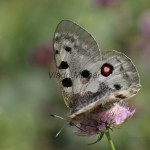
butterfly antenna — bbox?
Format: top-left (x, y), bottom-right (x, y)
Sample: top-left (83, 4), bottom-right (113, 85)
top-left (51, 114), bottom-right (66, 120)
top-left (51, 115), bottom-right (88, 135)
top-left (55, 124), bottom-right (67, 138)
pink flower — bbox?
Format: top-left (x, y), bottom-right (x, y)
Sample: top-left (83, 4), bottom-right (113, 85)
top-left (74, 102), bottom-right (135, 137)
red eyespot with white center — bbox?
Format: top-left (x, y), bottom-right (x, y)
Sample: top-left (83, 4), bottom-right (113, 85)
top-left (101, 63), bottom-right (114, 77)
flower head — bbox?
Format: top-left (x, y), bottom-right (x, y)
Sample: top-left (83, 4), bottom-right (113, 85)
top-left (74, 102), bottom-right (135, 137)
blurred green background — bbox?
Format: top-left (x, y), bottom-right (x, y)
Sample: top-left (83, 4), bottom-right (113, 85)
top-left (0, 0), bottom-right (149, 150)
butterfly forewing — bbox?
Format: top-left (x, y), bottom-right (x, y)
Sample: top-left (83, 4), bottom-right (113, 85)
top-left (53, 20), bottom-right (102, 108)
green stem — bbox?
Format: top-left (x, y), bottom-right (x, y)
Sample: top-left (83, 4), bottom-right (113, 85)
top-left (105, 130), bottom-right (116, 150)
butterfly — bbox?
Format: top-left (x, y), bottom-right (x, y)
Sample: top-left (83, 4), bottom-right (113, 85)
top-left (53, 20), bottom-right (141, 126)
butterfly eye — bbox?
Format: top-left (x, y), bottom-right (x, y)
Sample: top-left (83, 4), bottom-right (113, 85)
top-left (101, 63), bottom-right (114, 77)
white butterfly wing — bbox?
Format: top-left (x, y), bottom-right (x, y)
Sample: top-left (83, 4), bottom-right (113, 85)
top-left (70, 50), bottom-right (141, 118)
top-left (53, 20), bottom-right (101, 108)
top-left (101, 50), bottom-right (141, 98)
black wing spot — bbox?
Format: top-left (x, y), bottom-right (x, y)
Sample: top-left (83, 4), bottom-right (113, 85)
top-left (59, 61), bottom-right (69, 69)
top-left (65, 46), bottom-right (72, 52)
top-left (55, 50), bottom-right (59, 54)
top-left (114, 84), bottom-right (121, 90)
top-left (62, 78), bottom-right (72, 87)
top-left (81, 70), bottom-right (91, 78)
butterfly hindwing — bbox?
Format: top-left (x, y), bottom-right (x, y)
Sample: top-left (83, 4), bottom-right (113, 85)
top-left (69, 50), bottom-right (141, 118)
top-left (99, 50), bottom-right (141, 100)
